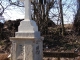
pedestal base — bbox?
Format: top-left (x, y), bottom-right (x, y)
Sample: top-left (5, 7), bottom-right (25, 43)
top-left (10, 37), bottom-right (43, 60)
top-left (10, 19), bottom-right (43, 60)
top-left (18, 20), bottom-right (38, 32)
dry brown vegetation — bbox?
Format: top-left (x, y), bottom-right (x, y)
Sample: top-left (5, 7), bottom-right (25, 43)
top-left (0, 53), bottom-right (9, 60)
top-left (0, 19), bottom-right (79, 52)
top-left (0, 18), bottom-right (80, 60)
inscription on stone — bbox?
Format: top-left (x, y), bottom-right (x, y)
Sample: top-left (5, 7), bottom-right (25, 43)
top-left (17, 44), bottom-right (24, 60)
top-left (36, 45), bottom-right (40, 54)
top-left (13, 42), bottom-right (16, 52)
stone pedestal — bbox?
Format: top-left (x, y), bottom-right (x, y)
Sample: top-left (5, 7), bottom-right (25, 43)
top-left (10, 20), bottom-right (43, 60)
top-left (10, 0), bottom-right (43, 60)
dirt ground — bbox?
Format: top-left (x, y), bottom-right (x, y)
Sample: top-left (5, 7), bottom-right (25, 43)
top-left (0, 53), bottom-right (80, 60)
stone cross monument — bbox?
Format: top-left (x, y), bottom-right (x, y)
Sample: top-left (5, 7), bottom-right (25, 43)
top-left (10, 0), bottom-right (43, 60)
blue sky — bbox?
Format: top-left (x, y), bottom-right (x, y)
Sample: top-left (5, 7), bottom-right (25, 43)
top-left (2, 0), bottom-right (77, 24)
top-left (2, 0), bottom-right (24, 20)
top-left (63, 0), bottom-right (77, 24)
top-left (49, 0), bottom-right (77, 24)
top-left (3, 6), bottom-right (24, 20)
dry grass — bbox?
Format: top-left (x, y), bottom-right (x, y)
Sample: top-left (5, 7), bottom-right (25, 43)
top-left (0, 53), bottom-right (9, 60)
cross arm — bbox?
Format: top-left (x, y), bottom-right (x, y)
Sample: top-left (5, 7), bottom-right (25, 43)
top-left (20, 0), bottom-right (34, 2)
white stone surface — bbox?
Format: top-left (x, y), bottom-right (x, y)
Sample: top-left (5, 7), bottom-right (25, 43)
top-left (15, 32), bottom-right (40, 38)
top-left (10, 0), bottom-right (43, 60)
top-left (10, 38), bottom-right (43, 60)
top-left (18, 20), bottom-right (38, 32)
top-left (24, 0), bottom-right (31, 20)
top-left (20, 0), bottom-right (34, 4)
top-left (16, 20), bottom-right (41, 39)
top-left (20, 0), bottom-right (34, 20)
top-left (18, 0), bottom-right (39, 33)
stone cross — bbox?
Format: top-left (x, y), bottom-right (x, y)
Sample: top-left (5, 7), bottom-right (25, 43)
top-left (20, 0), bottom-right (33, 20)
top-left (10, 0), bottom-right (43, 60)
top-left (24, 0), bottom-right (31, 20)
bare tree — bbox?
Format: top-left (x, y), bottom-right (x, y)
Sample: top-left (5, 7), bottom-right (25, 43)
top-left (0, 0), bottom-right (24, 17)
top-left (8, 0), bottom-right (24, 7)
top-left (59, 0), bottom-right (65, 36)
top-left (0, 0), bottom-right (10, 16)
top-left (31, 0), bottom-right (54, 35)
top-left (73, 0), bottom-right (80, 34)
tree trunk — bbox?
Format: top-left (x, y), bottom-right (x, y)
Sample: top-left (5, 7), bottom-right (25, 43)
top-left (59, 0), bottom-right (65, 36)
